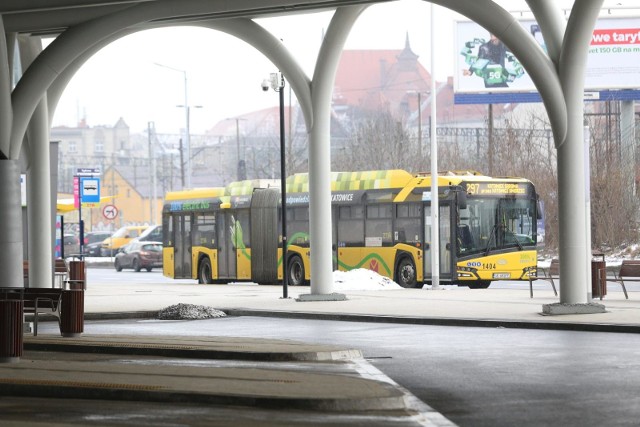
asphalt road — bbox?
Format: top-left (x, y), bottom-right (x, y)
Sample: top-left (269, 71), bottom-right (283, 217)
top-left (38, 265), bottom-right (640, 427)
top-left (43, 316), bottom-right (640, 427)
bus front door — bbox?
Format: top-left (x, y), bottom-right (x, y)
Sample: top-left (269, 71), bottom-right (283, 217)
top-left (173, 214), bottom-right (192, 279)
top-left (217, 212), bottom-right (237, 280)
top-left (424, 202), bottom-right (455, 282)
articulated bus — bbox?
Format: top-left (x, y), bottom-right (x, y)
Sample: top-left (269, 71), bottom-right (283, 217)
top-left (162, 170), bottom-right (540, 288)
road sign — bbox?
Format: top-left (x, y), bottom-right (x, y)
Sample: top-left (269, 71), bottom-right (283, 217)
top-left (80, 177), bottom-right (100, 204)
top-left (102, 204), bottom-right (118, 220)
top-left (76, 167), bottom-right (101, 176)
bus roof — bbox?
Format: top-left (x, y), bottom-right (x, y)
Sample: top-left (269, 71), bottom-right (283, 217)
top-left (287, 169), bottom-right (414, 193)
top-left (165, 187), bottom-right (226, 201)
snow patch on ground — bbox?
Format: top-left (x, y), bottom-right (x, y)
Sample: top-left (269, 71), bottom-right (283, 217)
top-left (157, 303), bottom-right (227, 320)
top-left (332, 269), bottom-right (403, 290)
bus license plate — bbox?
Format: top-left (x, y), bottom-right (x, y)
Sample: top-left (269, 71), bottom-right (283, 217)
top-left (493, 273), bottom-right (510, 279)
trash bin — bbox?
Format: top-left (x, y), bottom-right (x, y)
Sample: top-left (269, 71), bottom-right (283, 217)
top-left (592, 251), bottom-right (606, 299)
top-left (0, 297), bottom-right (23, 363)
top-left (60, 289), bottom-right (84, 337)
top-left (67, 260), bottom-right (86, 290)
top-left (60, 260), bottom-right (85, 337)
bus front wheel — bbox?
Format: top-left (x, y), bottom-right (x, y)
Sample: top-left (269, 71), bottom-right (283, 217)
top-left (198, 258), bottom-right (214, 284)
top-left (396, 257), bottom-right (418, 288)
top-left (288, 255), bottom-right (306, 286)
top-left (467, 280), bottom-right (491, 289)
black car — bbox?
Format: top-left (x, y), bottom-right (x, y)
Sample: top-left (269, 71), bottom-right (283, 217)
top-left (114, 241), bottom-right (163, 272)
top-left (62, 234), bottom-right (80, 257)
top-left (83, 231), bottom-right (113, 257)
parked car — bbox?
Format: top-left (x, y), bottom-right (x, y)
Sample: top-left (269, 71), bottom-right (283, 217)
top-left (83, 231), bottom-right (113, 257)
top-left (100, 225), bottom-right (148, 257)
top-left (114, 241), bottom-right (163, 272)
top-left (136, 224), bottom-right (162, 243)
top-left (62, 234), bottom-right (80, 257)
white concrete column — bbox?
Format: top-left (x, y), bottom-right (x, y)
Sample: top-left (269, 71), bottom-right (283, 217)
top-left (556, 0), bottom-right (603, 305)
top-left (0, 18), bottom-right (11, 157)
top-left (0, 160), bottom-right (24, 287)
top-left (620, 101), bottom-right (635, 208)
top-left (0, 19), bottom-right (23, 288)
top-left (20, 36), bottom-right (53, 288)
top-left (299, 6), bottom-right (366, 300)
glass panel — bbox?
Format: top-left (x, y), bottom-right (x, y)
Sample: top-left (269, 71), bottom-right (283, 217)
top-left (440, 205), bottom-right (451, 276)
top-left (395, 203), bottom-right (422, 244)
top-left (162, 214), bottom-right (172, 246)
top-left (366, 204), bottom-right (392, 244)
top-left (424, 205), bottom-right (432, 278)
top-left (194, 214), bottom-right (216, 248)
top-left (237, 210), bottom-right (251, 248)
top-left (458, 197), bottom-right (536, 256)
top-left (338, 206), bottom-right (364, 245)
top-left (289, 208), bottom-right (310, 245)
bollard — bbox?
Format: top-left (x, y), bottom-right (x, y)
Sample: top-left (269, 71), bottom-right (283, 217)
top-left (0, 299), bottom-right (23, 363)
top-left (60, 260), bottom-right (85, 337)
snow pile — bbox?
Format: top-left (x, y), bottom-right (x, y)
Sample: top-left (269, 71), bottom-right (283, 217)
top-left (157, 303), bottom-right (227, 320)
top-left (332, 268), bottom-right (403, 290)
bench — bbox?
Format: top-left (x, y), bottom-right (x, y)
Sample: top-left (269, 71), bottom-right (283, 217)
top-left (24, 259), bottom-right (69, 288)
top-left (608, 260), bottom-right (635, 300)
top-left (0, 288), bottom-right (63, 336)
top-left (527, 259), bottom-right (559, 298)
top-left (54, 258), bottom-right (69, 288)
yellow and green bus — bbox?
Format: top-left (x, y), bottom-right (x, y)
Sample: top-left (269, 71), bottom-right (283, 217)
top-left (162, 170), bottom-right (540, 289)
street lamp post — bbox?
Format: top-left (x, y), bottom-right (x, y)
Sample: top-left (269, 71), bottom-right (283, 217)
top-left (407, 90), bottom-right (428, 158)
top-left (154, 62), bottom-right (199, 189)
top-left (263, 72), bottom-right (288, 299)
top-left (175, 104), bottom-right (202, 188)
top-left (226, 118), bottom-right (247, 180)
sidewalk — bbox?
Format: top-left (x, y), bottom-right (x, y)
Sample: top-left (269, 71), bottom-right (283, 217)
top-left (84, 280), bottom-right (640, 332)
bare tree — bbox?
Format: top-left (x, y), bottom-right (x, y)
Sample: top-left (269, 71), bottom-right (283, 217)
top-left (333, 110), bottom-right (421, 172)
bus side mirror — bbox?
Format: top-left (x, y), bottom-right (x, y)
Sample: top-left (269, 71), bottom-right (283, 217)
top-left (458, 190), bottom-right (467, 210)
top-left (536, 199), bottom-right (543, 220)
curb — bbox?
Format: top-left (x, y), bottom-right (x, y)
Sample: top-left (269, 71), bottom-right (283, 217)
top-left (224, 309), bottom-right (640, 333)
top-left (24, 335), bottom-right (363, 362)
top-left (0, 358), bottom-right (406, 412)
top-left (33, 308), bottom-right (640, 334)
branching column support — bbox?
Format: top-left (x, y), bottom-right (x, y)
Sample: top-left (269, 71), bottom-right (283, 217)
top-left (0, 16), bottom-right (23, 288)
top-left (430, 0), bottom-right (604, 310)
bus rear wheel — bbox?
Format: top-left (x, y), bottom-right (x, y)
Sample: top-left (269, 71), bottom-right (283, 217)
top-left (198, 258), bottom-right (214, 284)
top-left (396, 257), bottom-right (418, 288)
top-left (288, 255), bottom-right (306, 286)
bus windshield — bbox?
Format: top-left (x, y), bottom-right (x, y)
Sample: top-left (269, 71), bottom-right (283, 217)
top-left (458, 196), bottom-right (536, 256)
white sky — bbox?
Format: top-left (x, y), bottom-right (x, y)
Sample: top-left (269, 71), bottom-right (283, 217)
top-left (49, 0), bottom-right (637, 135)
top-left (51, 0), bottom-right (460, 134)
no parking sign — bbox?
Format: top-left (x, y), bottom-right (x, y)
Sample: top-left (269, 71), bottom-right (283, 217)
top-left (102, 204), bottom-right (118, 220)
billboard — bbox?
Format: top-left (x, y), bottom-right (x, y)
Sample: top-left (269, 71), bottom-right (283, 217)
top-left (454, 17), bottom-right (640, 94)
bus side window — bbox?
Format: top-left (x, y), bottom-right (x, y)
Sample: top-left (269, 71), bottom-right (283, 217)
top-left (338, 206), bottom-right (364, 246)
top-left (162, 214), bottom-right (173, 246)
top-left (366, 204), bottom-right (392, 244)
top-left (394, 203), bottom-right (422, 244)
